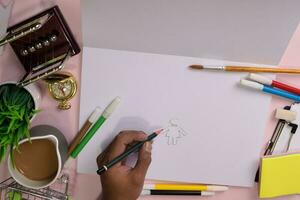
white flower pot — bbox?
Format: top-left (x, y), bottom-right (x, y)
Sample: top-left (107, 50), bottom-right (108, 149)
top-left (0, 82), bottom-right (41, 120)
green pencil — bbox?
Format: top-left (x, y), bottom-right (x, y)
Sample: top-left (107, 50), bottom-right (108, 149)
top-left (70, 97), bottom-right (121, 158)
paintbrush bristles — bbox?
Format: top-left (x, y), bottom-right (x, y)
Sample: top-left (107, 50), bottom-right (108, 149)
top-left (189, 65), bottom-right (204, 70)
top-left (189, 65), bottom-right (225, 70)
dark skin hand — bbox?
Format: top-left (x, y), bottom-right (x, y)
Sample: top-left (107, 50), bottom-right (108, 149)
top-left (97, 131), bottom-right (152, 200)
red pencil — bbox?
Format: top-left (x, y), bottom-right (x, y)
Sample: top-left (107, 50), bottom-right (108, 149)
top-left (248, 73), bottom-right (300, 95)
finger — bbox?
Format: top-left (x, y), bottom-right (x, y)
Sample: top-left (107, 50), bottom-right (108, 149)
top-left (97, 132), bottom-right (145, 169)
top-left (97, 151), bottom-right (109, 167)
top-left (96, 141), bottom-right (114, 167)
top-left (120, 144), bottom-right (134, 166)
top-left (131, 142), bottom-right (152, 179)
top-left (121, 158), bottom-right (127, 166)
top-left (108, 131), bottom-right (147, 160)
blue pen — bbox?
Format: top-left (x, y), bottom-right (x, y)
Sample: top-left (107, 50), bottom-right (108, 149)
top-left (240, 79), bottom-right (300, 102)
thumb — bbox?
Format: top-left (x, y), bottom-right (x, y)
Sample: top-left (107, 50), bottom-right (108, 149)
top-left (132, 142), bottom-right (152, 177)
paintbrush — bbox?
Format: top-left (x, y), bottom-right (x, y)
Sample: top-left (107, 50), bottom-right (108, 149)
top-left (189, 65), bottom-right (300, 74)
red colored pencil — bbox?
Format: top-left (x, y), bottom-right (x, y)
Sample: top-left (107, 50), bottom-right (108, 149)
top-left (248, 73), bottom-right (300, 95)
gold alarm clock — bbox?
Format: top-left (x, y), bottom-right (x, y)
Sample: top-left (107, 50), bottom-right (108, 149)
top-left (44, 72), bottom-right (77, 110)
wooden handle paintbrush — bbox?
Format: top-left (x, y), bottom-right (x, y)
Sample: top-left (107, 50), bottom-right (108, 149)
top-left (189, 65), bottom-right (300, 74)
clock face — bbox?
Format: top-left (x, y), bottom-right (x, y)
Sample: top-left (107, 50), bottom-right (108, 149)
top-left (49, 79), bottom-right (76, 100)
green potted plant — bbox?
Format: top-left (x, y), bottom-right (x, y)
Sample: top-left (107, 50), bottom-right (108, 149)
top-left (0, 82), bottom-right (41, 162)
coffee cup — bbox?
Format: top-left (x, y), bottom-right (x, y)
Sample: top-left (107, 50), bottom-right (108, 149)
top-left (8, 125), bottom-right (68, 189)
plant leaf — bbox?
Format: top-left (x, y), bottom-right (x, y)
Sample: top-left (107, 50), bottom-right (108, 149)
top-left (0, 84), bottom-right (41, 163)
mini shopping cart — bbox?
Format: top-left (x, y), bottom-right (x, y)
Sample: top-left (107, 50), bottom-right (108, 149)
top-left (0, 175), bottom-right (70, 200)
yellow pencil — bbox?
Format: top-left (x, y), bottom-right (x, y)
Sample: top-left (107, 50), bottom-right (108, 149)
top-left (143, 184), bottom-right (228, 192)
top-left (189, 64), bottom-right (300, 74)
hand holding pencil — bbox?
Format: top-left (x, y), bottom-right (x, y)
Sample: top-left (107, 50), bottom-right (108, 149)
top-left (66, 98), bottom-right (159, 199)
top-left (97, 131), bottom-right (153, 200)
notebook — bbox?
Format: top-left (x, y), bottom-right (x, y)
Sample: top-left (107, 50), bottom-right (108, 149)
top-left (259, 153), bottom-right (300, 198)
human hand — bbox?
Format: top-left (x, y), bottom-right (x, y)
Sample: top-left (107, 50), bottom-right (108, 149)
top-left (97, 131), bottom-right (152, 200)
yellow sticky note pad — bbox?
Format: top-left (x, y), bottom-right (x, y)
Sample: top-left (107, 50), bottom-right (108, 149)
top-left (259, 153), bottom-right (300, 198)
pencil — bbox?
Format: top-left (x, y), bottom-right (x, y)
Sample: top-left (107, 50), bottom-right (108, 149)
top-left (240, 79), bottom-right (300, 102)
top-left (143, 183), bottom-right (228, 191)
top-left (248, 73), bottom-right (300, 95)
top-left (141, 190), bottom-right (215, 196)
top-left (67, 107), bottom-right (102, 156)
top-left (70, 97), bottom-right (121, 159)
top-left (97, 129), bottom-right (163, 175)
top-left (190, 65), bottom-right (300, 74)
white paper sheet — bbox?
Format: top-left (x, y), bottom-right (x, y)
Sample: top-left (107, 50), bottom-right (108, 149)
top-left (79, 47), bottom-right (272, 187)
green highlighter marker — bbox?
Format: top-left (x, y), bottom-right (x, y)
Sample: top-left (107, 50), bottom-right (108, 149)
top-left (70, 97), bottom-right (121, 158)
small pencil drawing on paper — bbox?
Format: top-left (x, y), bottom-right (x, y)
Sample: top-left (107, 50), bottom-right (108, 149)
top-left (163, 119), bottom-right (188, 145)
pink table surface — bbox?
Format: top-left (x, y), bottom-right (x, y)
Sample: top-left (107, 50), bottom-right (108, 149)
top-left (1, 1), bottom-right (300, 200)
